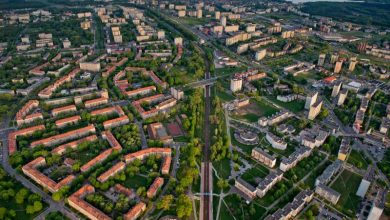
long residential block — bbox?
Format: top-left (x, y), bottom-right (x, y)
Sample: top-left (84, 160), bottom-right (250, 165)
top-left (30, 125), bottom-right (96, 148)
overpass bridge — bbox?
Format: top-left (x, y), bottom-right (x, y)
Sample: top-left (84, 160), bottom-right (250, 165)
top-left (182, 76), bottom-right (217, 90)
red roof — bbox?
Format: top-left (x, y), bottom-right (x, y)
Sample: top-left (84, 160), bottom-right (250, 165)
top-left (323, 76), bottom-right (337, 83)
top-left (8, 125), bottom-right (46, 154)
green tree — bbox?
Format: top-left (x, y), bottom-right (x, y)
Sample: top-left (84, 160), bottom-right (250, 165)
top-left (15, 188), bottom-right (29, 204)
top-left (176, 194), bottom-right (192, 219)
top-left (157, 195), bottom-right (174, 211)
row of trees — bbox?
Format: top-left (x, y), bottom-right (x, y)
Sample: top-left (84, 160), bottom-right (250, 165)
top-left (210, 96), bottom-right (230, 161)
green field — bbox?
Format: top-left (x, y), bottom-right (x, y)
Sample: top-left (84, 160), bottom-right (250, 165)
top-left (221, 194), bottom-right (267, 220)
top-left (213, 158), bottom-right (231, 180)
top-left (123, 174), bottom-right (148, 189)
top-left (241, 165), bottom-right (269, 186)
top-left (267, 96), bottom-right (305, 113)
top-left (347, 149), bottom-right (371, 170)
top-left (330, 170), bottom-right (362, 216)
top-left (216, 90), bottom-right (236, 102)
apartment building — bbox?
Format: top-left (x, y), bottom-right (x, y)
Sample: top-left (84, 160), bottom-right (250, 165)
top-left (16, 100), bottom-right (41, 126)
top-left (68, 184), bottom-right (112, 220)
top-left (315, 184), bottom-right (340, 205)
top-left (22, 157), bottom-right (75, 193)
top-left (265, 133), bottom-right (287, 150)
top-left (308, 100), bottom-right (323, 120)
top-left (51, 105), bottom-right (77, 117)
top-left (8, 125), bottom-right (46, 154)
top-left (84, 97), bottom-right (108, 108)
top-left (235, 178), bottom-right (257, 199)
top-left (256, 171), bottom-right (284, 198)
top-left (356, 166), bottom-right (375, 198)
top-left (258, 110), bottom-right (292, 127)
top-left (90, 105), bottom-right (125, 117)
top-left (147, 177), bottom-right (164, 198)
top-left (367, 189), bottom-right (387, 220)
top-left (98, 162), bottom-right (126, 183)
top-left (103, 115), bottom-right (130, 130)
top-left (337, 89), bottom-right (348, 106)
top-left (301, 128), bottom-right (329, 148)
top-left (51, 135), bottom-right (97, 155)
top-left (337, 138), bottom-right (350, 161)
top-left (124, 202), bottom-right (146, 220)
top-left (161, 156), bottom-right (171, 175)
top-left (265, 190), bottom-right (314, 220)
top-left (280, 147), bottom-right (312, 172)
top-left (124, 148), bottom-right (171, 163)
top-left (126, 86), bottom-right (156, 98)
top-left (30, 125), bottom-right (96, 148)
top-left (315, 160), bottom-right (343, 186)
top-left (251, 148), bottom-right (276, 168)
top-left (38, 68), bottom-right (80, 99)
top-left (226, 32), bottom-right (251, 46)
top-left (55, 115), bottom-right (81, 128)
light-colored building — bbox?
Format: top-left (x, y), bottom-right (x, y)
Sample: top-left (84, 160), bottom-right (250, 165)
top-left (266, 133), bottom-right (287, 150)
top-left (251, 148), bottom-right (276, 168)
top-left (215, 11), bottom-right (221, 20)
top-left (308, 100), bottom-right (322, 120)
top-left (367, 189), bottom-right (387, 220)
top-left (331, 81), bottom-right (342, 97)
top-left (235, 178), bottom-right (257, 199)
top-left (230, 77), bottom-right (243, 92)
top-left (315, 184), bottom-right (340, 205)
top-left (174, 37), bottom-right (183, 46)
top-left (334, 61), bottom-right (343, 73)
top-left (315, 160), bottom-right (343, 186)
top-left (256, 171), bottom-right (283, 198)
top-left (221, 16), bottom-right (227, 27)
top-left (349, 60), bottom-right (357, 72)
top-left (255, 49), bottom-right (267, 61)
top-left (80, 62), bottom-right (101, 72)
top-left (337, 138), bottom-right (350, 161)
top-left (318, 54), bottom-right (326, 66)
top-left (337, 89), bottom-right (348, 106)
top-left (280, 147), bottom-right (312, 172)
top-left (356, 166), bottom-right (375, 198)
top-left (305, 91), bottom-right (318, 110)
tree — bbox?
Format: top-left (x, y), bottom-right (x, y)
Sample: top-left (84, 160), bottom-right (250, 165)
top-left (217, 179), bottom-right (228, 190)
top-left (176, 194), bottom-right (192, 219)
top-left (52, 191), bottom-right (63, 201)
top-left (157, 195), bottom-right (174, 211)
top-left (33, 201), bottom-right (43, 213)
top-left (15, 188), bottom-right (29, 204)
top-left (0, 207), bottom-right (6, 219)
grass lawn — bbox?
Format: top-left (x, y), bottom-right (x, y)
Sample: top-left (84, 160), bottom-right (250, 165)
top-left (213, 196), bottom-right (219, 220)
top-left (216, 90), bottom-right (235, 102)
top-left (347, 149), bottom-right (371, 170)
top-left (240, 165), bottom-right (269, 186)
top-left (219, 201), bottom-right (235, 220)
top-left (253, 98), bottom-right (279, 117)
top-left (232, 98), bottom-right (278, 123)
top-left (223, 194), bottom-right (267, 220)
top-left (330, 170), bottom-right (362, 217)
top-left (213, 158), bottom-right (231, 180)
top-left (267, 96), bottom-right (305, 113)
top-left (123, 174), bottom-right (148, 189)
top-left (215, 66), bottom-right (247, 76)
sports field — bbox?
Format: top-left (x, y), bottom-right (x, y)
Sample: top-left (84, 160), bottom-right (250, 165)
top-left (330, 169), bottom-right (362, 216)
